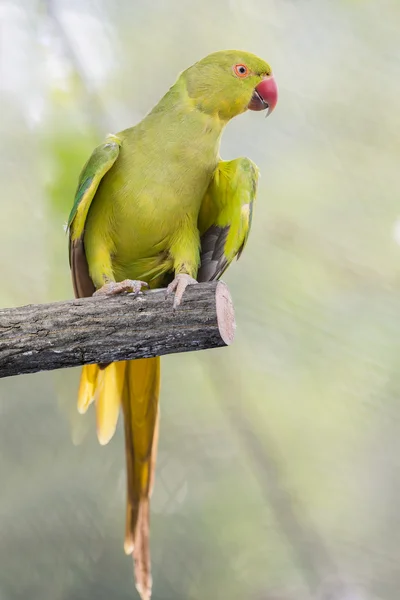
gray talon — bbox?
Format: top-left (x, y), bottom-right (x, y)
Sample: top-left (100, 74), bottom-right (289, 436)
top-left (166, 274), bottom-right (197, 308)
top-left (94, 279), bottom-right (149, 297)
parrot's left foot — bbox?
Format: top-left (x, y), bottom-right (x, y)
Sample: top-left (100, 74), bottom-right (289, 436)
top-left (93, 279), bottom-right (149, 296)
top-left (166, 274), bottom-right (197, 308)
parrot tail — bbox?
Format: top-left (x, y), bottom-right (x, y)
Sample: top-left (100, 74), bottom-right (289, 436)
top-left (77, 356), bottom-right (160, 600)
top-left (122, 357), bottom-right (160, 600)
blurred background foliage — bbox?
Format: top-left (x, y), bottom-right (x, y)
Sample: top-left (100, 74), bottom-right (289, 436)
top-left (1, 1), bottom-right (400, 599)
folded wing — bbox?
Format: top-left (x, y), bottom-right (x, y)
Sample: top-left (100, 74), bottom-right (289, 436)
top-left (197, 157), bottom-right (259, 282)
top-left (68, 134), bottom-right (122, 298)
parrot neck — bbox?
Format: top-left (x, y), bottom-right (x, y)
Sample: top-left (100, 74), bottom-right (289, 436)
top-left (147, 78), bottom-right (227, 144)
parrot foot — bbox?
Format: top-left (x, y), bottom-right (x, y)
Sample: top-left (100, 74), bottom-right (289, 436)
top-left (166, 274), bottom-right (197, 308)
top-left (93, 279), bottom-right (149, 296)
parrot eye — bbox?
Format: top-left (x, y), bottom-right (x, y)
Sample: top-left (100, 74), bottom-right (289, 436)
top-left (233, 64), bottom-right (249, 78)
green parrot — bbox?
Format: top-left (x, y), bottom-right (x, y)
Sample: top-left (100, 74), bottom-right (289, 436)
top-left (68, 49), bottom-right (277, 599)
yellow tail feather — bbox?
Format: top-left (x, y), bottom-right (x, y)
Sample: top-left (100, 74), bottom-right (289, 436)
top-left (96, 361), bottom-right (126, 445)
top-left (76, 356), bottom-right (160, 600)
top-left (122, 357), bottom-right (160, 600)
top-left (77, 363), bottom-right (99, 414)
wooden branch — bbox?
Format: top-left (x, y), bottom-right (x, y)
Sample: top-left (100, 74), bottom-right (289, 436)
top-left (0, 282), bottom-right (235, 379)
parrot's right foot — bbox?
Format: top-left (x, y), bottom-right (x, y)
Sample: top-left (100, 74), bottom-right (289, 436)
top-left (166, 273), bottom-right (197, 308)
top-left (93, 279), bottom-right (148, 296)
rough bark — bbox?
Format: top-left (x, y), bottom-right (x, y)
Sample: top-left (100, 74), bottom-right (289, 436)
top-left (0, 282), bottom-right (235, 379)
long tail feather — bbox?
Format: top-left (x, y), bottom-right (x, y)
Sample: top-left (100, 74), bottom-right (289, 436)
top-left (122, 357), bottom-right (160, 600)
top-left (77, 356), bottom-right (160, 599)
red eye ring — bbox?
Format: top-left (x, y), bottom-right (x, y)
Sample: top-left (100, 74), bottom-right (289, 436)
top-left (233, 63), bottom-right (249, 78)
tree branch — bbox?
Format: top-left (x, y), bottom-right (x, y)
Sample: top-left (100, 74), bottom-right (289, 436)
top-left (0, 282), bottom-right (235, 379)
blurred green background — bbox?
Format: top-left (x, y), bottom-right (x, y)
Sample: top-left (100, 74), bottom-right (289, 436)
top-left (1, 1), bottom-right (400, 599)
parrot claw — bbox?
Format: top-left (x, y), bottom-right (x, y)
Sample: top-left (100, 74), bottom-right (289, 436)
top-left (166, 274), bottom-right (197, 308)
top-left (93, 279), bottom-right (149, 296)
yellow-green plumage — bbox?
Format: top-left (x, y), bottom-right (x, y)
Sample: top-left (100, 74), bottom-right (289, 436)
top-left (84, 91), bottom-right (224, 287)
top-left (68, 49), bottom-right (275, 600)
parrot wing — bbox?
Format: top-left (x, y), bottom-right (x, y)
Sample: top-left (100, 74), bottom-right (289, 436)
top-left (197, 157), bottom-right (258, 282)
top-left (68, 134), bottom-right (122, 297)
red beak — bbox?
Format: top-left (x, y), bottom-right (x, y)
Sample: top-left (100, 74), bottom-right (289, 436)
top-left (248, 75), bottom-right (278, 115)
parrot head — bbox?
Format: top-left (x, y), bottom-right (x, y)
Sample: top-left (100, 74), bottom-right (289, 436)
top-left (182, 50), bottom-right (278, 121)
